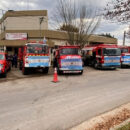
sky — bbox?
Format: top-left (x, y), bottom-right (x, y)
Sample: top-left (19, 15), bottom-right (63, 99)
top-left (0, 0), bottom-right (129, 45)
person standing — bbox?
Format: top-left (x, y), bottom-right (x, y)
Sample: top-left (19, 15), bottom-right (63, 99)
top-left (9, 55), bottom-right (13, 67)
top-left (13, 54), bottom-right (18, 68)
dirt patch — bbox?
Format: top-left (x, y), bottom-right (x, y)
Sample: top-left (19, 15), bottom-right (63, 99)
top-left (70, 103), bottom-right (130, 130)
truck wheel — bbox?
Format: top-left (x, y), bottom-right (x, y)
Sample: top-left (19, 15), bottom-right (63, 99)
top-left (57, 69), bottom-right (62, 75)
top-left (19, 66), bottom-right (22, 70)
top-left (57, 64), bottom-right (62, 75)
top-left (43, 67), bottom-right (49, 74)
top-left (94, 62), bottom-right (98, 69)
top-left (53, 59), bottom-right (58, 68)
top-left (3, 71), bottom-right (7, 78)
top-left (79, 70), bottom-right (83, 75)
top-left (19, 65), bottom-right (22, 70)
top-left (22, 67), bottom-right (28, 75)
top-left (83, 60), bottom-right (88, 66)
top-left (19, 62), bottom-right (22, 70)
top-left (121, 64), bottom-right (124, 68)
top-left (8, 66), bottom-right (11, 71)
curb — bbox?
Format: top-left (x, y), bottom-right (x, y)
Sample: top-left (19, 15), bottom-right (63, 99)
top-left (110, 118), bottom-right (130, 130)
top-left (70, 103), bottom-right (130, 130)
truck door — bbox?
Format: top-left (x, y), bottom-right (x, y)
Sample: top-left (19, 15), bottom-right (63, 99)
top-left (5, 54), bottom-right (8, 70)
top-left (97, 48), bottom-right (102, 63)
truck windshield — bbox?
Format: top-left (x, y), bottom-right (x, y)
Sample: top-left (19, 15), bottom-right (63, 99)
top-left (60, 48), bottom-right (79, 55)
top-left (121, 48), bottom-right (128, 53)
top-left (0, 54), bottom-right (4, 60)
top-left (27, 44), bottom-right (48, 54)
top-left (103, 48), bottom-right (121, 56)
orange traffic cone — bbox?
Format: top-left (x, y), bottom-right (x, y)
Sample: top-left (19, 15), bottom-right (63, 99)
top-left (52, 67), bottom-right (59, 83)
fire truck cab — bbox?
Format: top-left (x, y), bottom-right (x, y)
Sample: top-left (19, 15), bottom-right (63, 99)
top-left (128, 46), bottom-right (130, 53)
top-left (18, 42), bottom-right (50, 75)
top-left (0, 52), bottom-right (11, 77)
top-left (82, 44), bottom-right (121, 69)
top-left (53, 46), bottom-right (83, 74)
top-left (119, 46), bottom-right (130, 67)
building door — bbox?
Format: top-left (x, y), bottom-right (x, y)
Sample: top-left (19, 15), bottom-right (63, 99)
top-left (14, 47), bottom-right (18, 55)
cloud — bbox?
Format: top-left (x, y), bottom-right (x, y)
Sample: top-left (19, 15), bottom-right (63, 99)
top-left (95, 18), bottom-right (129, 45)
top-left (0, 0), bottom-right (129, 45)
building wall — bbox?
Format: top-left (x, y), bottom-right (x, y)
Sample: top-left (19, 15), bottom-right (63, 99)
top-left (3, 16), bottom-right (48, 31)
top-left (0, 22), bottom-right (4, 34)
top-left (51, 39), bottom-right (67, 46)
top-left (28, 38), bottom-right (66, 46)
top-left (0, 46), bottom-right (5, 51)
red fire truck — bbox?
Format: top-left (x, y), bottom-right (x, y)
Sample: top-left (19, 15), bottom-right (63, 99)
top-left (18, 42), bottom-right (50, 75)
top-left (128, 46), bottom-right (130, 53)
top-left (53, 46), bottom-right (83, 74)
top-left (0, 52), bottom-right (11, 77)
top-left (82, 44), bottom-right (121, 69)
top-left (119, 46), bottom-right (130, 67)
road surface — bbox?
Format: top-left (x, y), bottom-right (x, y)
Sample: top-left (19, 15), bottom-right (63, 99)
top-left (0, 67), bottom-right (130, 130)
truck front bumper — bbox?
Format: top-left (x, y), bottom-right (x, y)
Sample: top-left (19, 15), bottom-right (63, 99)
top-left (121, 62), bottom-right (130, 66)
top-left (59, 68), bottom-right (83, 73)
top-left (101, 64), bottom-right (121, 69)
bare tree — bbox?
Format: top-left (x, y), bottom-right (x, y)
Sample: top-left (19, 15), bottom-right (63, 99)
top-left (105, 0), bottom-right (130, 23)
top-left (105, 0), bottom-right (130, 39)
top-left (52, 0), bottom-right (101, 48)
top-left (59, 24), bottom-right (79, 33)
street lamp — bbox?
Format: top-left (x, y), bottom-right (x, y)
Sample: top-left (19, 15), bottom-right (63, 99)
top-left (123, 31), bottom-right (126, 46)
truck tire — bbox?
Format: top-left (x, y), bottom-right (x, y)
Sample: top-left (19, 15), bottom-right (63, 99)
top-left (79, 70), bottom-right (83, 75)
top-left (83, 60), bottom-right (88, 66)
top-left (121, 64), bottom-right (125, 68)
top-left (42, 67), bottom-right (49, 74)
top-left (94, 62), bottom-right (98, 69)
top-left (8, 66), bottom-right (11, 71)
top-left (57, 69), bottom-right (62, 75)
top-left (19, 66), bottom-right (22, 70)
top-left (57, 64), bottom-right (62, 75)
top-left (22, 67), bottom-right (28, 75)
top-left (19, 62), bottom-right (22, 70)
top-left (3, 71), bottom-right (7, 78)
top-left (53, 59), bottom-right (58, 68)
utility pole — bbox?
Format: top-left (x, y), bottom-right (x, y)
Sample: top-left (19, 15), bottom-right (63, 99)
top-left (39, 17), bottom-right (44, 41)
top-left (123, 31), bottom-right (126, 46)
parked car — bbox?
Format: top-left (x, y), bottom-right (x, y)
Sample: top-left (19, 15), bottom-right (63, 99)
top-left (0, 52), bottom-right (11, 77)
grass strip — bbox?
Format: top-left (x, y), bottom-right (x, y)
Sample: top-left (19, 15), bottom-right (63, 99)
top-left (117, 122), bottom-right (130, 130)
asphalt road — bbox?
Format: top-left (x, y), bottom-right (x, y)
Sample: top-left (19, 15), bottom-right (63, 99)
top-left (0, 67), bottom-right (130, 130)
